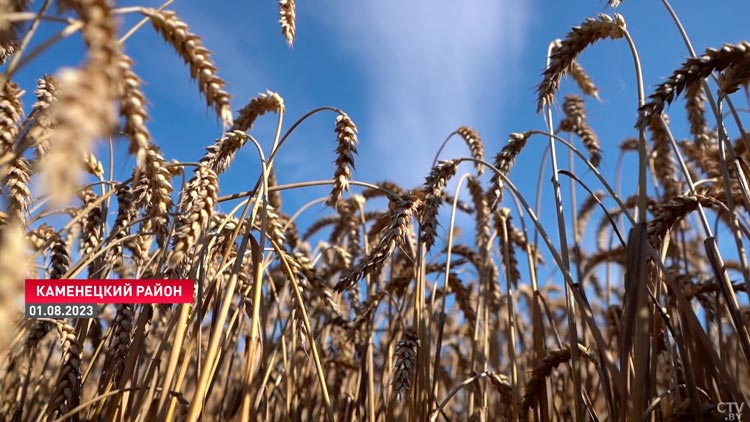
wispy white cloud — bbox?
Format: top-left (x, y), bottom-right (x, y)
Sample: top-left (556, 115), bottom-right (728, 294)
top-left (314, 0), bottom-right (531, 186)
top-left (132, 1), bottom-right (532, 194)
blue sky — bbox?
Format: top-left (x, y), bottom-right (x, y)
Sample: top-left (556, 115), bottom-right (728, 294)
top-left (11, 0), bottom-right (750, 283)
top-left (117, 0), bottom-right (749, 212)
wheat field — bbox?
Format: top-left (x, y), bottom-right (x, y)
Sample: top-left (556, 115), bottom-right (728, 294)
top-left (1, 0), bottom-right (749, 421)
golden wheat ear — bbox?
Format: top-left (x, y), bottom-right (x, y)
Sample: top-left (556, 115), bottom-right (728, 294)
top-left (0, 80), bottom-right (23, 155)
top-left (537, 14), bottom-right (626, 112)
top-left (142, 8), bottom-right (233, 127)
top-left (336, 193), bottom-right (421, 292)
top-left (558, 94), bottom-right (602, 168)
top-left (637, 42), bottom-right (750, 129)
top-left (117, 52), bottom-right (152, 168)
top-left (456, 126), bottom-right (485, 175)
top-left (392, 329), bottom-right (419, 403)
top-left (489, 132), bottom-right (531, 210)
top-left (420, 159), bottom-right (459, 251)
top-left (43, 0), bottom-right (121, 203)
top-left (0, 0), bottom-right (31, 65)
top-left (232, 90), bottom-right (285, 131)
top-left (47, 321), bottom-right (82, 421)
top-left (327, 112), bottom-right (359, 208)
top-left (168, 164), bottom-right (219, 267)
top-left (0, 37), bottom-right (19, 66)
top-left (279, 0), bottom-right (296, 46)
top-left (130, 156), bottom-right (167, 252)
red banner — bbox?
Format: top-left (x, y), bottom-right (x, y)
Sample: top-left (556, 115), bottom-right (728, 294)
top-left (25, 279), bottom-right (194, 304)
